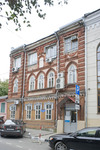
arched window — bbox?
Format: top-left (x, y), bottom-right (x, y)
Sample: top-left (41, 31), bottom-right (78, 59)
top-left (97, 46), bottom-right (100, 112)
top-left (48, 71), bottom-right (55, 88)
top-left (13, 78), bottom-right (18, 93)
top-left (68, 64), bottom-right (77, 84)
top-left (29, 76), bottom-right (35, 91)
top-left (38, 73), bottom-right (44, 89)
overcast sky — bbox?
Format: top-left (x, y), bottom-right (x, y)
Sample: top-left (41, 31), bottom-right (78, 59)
top-left (0, 0), bottom-right (100, 81)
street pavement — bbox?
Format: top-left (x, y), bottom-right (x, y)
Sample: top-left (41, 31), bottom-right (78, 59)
top-left (24, 128), bottom-right (55, 142)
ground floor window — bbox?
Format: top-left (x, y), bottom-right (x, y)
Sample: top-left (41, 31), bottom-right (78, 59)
top-left (45, 104), bottom-right (52, 120)
top-left (10, 105), bottom-right (16, 119)
top-left (26, 105), bottom-right (31, 119)
top-left (35, 104), bottom-right (41, 120)
top-left (1, 103), bottom-right (5, 113)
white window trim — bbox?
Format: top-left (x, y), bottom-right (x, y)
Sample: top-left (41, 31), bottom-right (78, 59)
top-left (9, 104), bottom-right (16, 119)
top-left (25, 103), bottom-right (32, 120)
top-left (34, 103), bottom-right (42, 120)
top-left (29, 75), bottom-right (35, 91)
top-left (28, 52), bottom-right (37, 66)
top-left (14, 57), bottom-right (21, 68)
top-left (64, 36), bottom-right (78, 53)
top-left (47, 71), bottom-right (55, 88)
top-left (13, 78), bottom-right (18, 93)
top-left (38, 73), bottom-right (44, 89)
top-left (39, 57), bottom-right (44, 68)
top-left (44, 102), bottom-right (53, 120)
top-left (45, 44), bottom-right (57, 60)
top-left (68, 64), bottom-right (77, 84)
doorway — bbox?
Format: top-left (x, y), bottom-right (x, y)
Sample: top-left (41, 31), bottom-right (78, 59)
top-left (64, 110), bottom-right (77, 133)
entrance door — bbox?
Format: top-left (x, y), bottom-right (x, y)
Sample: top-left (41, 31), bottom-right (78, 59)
top-left (64, 110), bottom-right (77, 133)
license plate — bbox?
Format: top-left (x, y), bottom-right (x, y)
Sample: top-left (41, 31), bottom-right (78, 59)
top-left (7, 128), bottom-right (14, 130)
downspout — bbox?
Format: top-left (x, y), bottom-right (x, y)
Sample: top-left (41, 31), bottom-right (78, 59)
top-left (55, 32), bottom-right (60, 127)
top-left (84, 18), bottom-right (88, 127)
top-left (21, 44), bottom-right (26, 120)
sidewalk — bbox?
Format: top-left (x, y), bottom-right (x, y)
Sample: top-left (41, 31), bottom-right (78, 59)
top-left (24, 128), bottom-right (55, 142)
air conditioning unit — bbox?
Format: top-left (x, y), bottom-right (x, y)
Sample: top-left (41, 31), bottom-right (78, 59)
top-left (12, 67), bottom-right (19, 73)
top-left (57, 72), bottom-right (64, 78)
top-left (46, 58), bottom-right (53, 63)
top-left (56, 78), bottom-right (64, 89)
top-left (14, 100), bottom-right (19, 105)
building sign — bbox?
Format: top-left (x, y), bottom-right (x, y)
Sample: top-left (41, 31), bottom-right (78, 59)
top-left (41, 109), bottom-right (45, 112)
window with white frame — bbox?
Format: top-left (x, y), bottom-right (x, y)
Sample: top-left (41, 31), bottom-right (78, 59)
top-left (29, 75), bottom-right (35, 91)
top-left (14, 57), bottom-right (21, 68)
top-left (26, 105), bottom-right (31, 119)
top-left (38, 74), bottom-right (44, 89)
top-left (65, 36), bottom-right (78, 53)
top-left (1, 103), bottom-right (5, 113)
top-left (13, 78), bottom-right (18, 93)
top-left (35, 104), bottom-right (41, 120)
top-left (45, 44), bottom-right (57, 59)
top-left (39, 57), bottom-right (44, 68)
top-left (10, 105), bottom-right (16, 119)
top-left (28, 52), bottom-right (37, 65)
top-left (97, 46), bottom-right (100, 113)
top-left (45, 104), bottom-right (52, 120)
top-left (68, 64), bottom-right (77, 84)
top-left (48, 71), bottom-right (55, 88)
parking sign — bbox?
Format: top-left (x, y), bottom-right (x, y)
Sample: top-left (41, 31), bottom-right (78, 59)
top-left (76, 85), bottom-right (80, 95)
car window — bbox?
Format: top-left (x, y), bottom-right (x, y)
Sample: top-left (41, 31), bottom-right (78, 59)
top-left (76, 129), bottom-right (97, 137)
top-left (96, 130), bottom-right (100, 138)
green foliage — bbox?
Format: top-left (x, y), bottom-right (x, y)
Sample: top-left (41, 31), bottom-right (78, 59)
top-left (0, 0), bottom-right (68, 30)
top-left (0, 79), bottom-right (9, 96)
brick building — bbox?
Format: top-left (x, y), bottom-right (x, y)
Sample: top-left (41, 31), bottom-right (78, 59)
top-left (7, 17), bottom-right (85, 133)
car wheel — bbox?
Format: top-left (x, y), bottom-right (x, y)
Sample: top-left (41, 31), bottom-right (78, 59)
top-left (55, 141), bottom-right (67, 150)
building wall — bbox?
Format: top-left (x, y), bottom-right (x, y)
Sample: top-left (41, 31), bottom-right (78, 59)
top-left (8, 19), bottom-right (85, 131)
top-left (85, 9), bottom-right (100, 126)
top-left (0, 97), bottom-right (8, 121)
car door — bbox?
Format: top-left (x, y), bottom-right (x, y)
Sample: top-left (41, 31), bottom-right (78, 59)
top-left (69, 128), bottom-right (99, 150)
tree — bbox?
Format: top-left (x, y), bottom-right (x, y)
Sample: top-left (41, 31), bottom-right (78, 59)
top-left (0, 79), bottom-right (9, 96)
top-left (0, 0), bottom-right (68, 30)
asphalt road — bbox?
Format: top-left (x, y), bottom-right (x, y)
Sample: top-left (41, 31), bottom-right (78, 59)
top-left (0, 136), bottom-right (52, 150)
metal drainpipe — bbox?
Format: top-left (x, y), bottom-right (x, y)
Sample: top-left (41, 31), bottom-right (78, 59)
top-left (84, 20), bottom-right (88, 127)
top-left (55, 32), bottom-right (60, 127)
top-left (21, 44), bottom-right (26, 120)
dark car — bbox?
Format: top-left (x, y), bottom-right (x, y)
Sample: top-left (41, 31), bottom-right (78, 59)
top-left (1, 119), bottom-right (26, 138)
top-left (0, 116), bottom-right (4, 132)
top-left (49, 127), bottom-right (100, 150)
